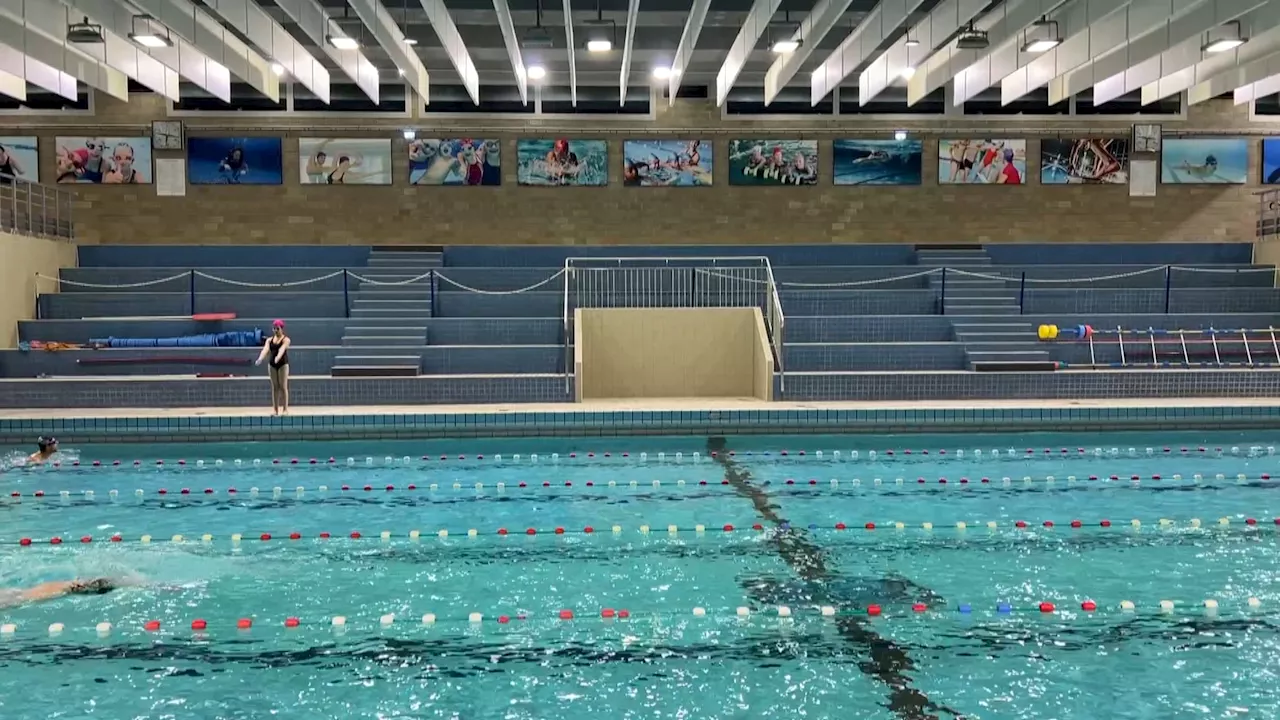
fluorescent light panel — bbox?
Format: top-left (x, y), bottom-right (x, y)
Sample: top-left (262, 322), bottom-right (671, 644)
top-left (527, 65), bottom-right (546, 80)
top-left (327, 34), bottom-right (359, 50)
top-left (587, 39), bottom-right (612, 52)
top-left (130, 33), bottom-right (171, 48)
top-left (1203, 38), bottom-right (1245, 53)
top-left (771, 39), bottom-right (799, 54)
top-left (1022, 38), bottom-right (1060, 53)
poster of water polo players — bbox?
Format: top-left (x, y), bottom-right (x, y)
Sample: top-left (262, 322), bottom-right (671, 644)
top-left (517, 139), bottom-right (607, 186)
top-left (186, 137), bottom-right (283, 185)
top-left (299, 138), bottom-right (392, 185)
top-left (1162, 137), bottom-right (1247, 184)
top-left (622, 140), bottom-right (712, 186)
top-left (56, 137), bottom-right (152, 184)
top-left (408, 138), bottom-right (501, 185)
top-left (728, 139), bottom-right (818, 186)
top-left (1262, 139), bottom-right (1280, 185)
top-left (833, 139), bottom-right (923, 185)
top-left (1040, 138), bottom-right (1130, 185)
top-left (938, 139), bottom-right (1026, 185)
top-left (0, 137), bottom-right (38, 182)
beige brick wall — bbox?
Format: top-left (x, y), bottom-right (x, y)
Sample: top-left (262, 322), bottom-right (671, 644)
top-left (17, 90), bottom-right (1280, 245)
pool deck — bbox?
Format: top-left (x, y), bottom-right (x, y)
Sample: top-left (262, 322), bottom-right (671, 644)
top-left (0, 396), bottom-right (1277, 421)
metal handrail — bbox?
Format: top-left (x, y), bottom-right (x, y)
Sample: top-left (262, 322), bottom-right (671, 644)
top-left (763, 258), bottom-right (785, 395)
top-left (0, 173), bottom-right (75, 241)
top-left (562, 259), bottom-right (572, 395)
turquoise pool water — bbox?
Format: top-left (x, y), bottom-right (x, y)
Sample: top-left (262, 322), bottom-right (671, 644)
top-left (1, 431), bottom-right (1278, 719)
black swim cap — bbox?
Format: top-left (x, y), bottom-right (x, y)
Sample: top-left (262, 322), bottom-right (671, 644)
top-left (69, 578), bottom-right (114, 595)
top-left (37, 436), bottom-right (56, 450)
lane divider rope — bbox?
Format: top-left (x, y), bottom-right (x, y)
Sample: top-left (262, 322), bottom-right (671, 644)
top-left (7, 473), bottom-right (1276, 500)
top-left (8, 515), bottom-right (1280, 546)
top-left (1, 598), bottom-right (1268, 639)
top-left (18, 445), bottom-right (1277, 471)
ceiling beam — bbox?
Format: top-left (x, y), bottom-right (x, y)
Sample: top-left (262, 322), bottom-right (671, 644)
top-left (275, 0), bottom-right (379, 103)
top-left (1233, 59), bottom-right (1280, 102)
top-left (1139, 0), bottom-right (1280, 104)
top-left (763, 0), bottom-right (855, 106)
top-left (856, 0), bottom-right (987, 107)
top-left (716, 0), bottom-right (780, 106)
top-left (1190, 44), bottom-right (1280, 102)
top-left (809, 0), bottom-right (928, 106)
top-left (131, 0), bottom-right (275, 101)
top-left (201, 0), bottom-right (331, 103)
top-left (345, 0), bottom-right (429, 103)
top-left (951, 0), bottom-right (1067, 105)
top-left (1057, 0), bottom-right (1264, 106)
top-left (0, 0), bottom-right (127, 100)
top-left (618, 0), bottom-right (639, 104)
top-left (667, 0), bottom-right (710, 104)
top-left (0, 17), bottom-right (73, 100)
top-left (562, 0), bottom-right (575, 105)
top-left (492, 0), bottom-right (526, 104)
top-left (1000, 0), bottom-right (1135, 106)
top-left (907, 0), bottom-right (1037, 105)
top-left (417, 0), bottom-right (478, 104)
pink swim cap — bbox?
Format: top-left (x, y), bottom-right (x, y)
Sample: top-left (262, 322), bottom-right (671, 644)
top-left (272, 319), bottom-right (285, 328)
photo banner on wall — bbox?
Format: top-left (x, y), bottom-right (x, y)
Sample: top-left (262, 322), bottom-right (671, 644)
top-left (727, 140), bottom-right (818, 185)
top-left (56, 137), bottom-right (152, 184)
top-left (0, 137), bottom-right (38, 183)
top-left (1161, 137), bottom-right (1247, 184)
top-left (833, 139), bottom-right (922, 185)
top-left (1261, 139), bottom-right (1280, 184)
top-left (517, 139), bottom-right (607, 186)
top-left (938, 140), bottom-right (1025, 185)
top-left (622, 140), bottom-right (711, 186)
top-left (1041, 139), bottom-right (1130, 184)
top-left (301, 138), bottom-right (393, 185)
top-left (409, 139), bottom-right (500, 185)
top-left (187, 137), bottom-right (283, 185)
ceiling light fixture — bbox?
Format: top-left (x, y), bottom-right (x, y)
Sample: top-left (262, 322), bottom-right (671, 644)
top-left (129, 15), bottom-right (172, 48)
top-left (66, 17), bottom-right (105, 44)
top-left (1203, 20), bottom-right (1247, 53)
top-left (587, 39), bottom-right (613, 52)
top-left (652, 65), bottom-right (676, 80)
top-left (527, 65), bottom-right (547, 80)
top-left (583, 0), bottom-right (615, 53)
top-left (1021, 18), bottom-right (1061, 53)
top-left (403, 37), bottom-right (419, 45)
top-left (956, 23), bottom-right (988, 50)
top-left (900, 65), bottom-right (916, 80)
top-left (904, 28), bottom-right (919, 47)
top-left (403, 129), bottom-right (416, 140)
top-left (768, 11), bottom-right (802, 54)
top-left (894, 130), bottom-right (908, 141)
top-left (270, 62), bottom-right (285, 76)
top-left (327, 34), bottom-right (359, 50)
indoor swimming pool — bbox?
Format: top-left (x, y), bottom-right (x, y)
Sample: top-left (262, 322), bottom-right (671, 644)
top-left (1, 431), bottom-right (1278, 719)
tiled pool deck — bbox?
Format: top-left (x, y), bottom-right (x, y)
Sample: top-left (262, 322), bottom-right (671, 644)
top-left (2, 398), bottom-right (1278, 443)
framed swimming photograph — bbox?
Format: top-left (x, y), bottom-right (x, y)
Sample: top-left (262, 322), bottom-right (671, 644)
top-left (833, 139), bottom-right (922, 185)
top-left (0, 136), bottom-right (38, 183)
top-left (1041, 139), bottom-right (1130, 185)
top-left (727, 139), bottom-right (818, 186)
top-left (938, 139), bottom-right (1026, 185)
top-left (1161, 137), bottom-right (1247, 184)
top-left (408, 139), bottom-right (500, 185)
top-left (300, 138), bottom-right (393, 185)
top-left (622, 140), bottom-right (711, 186)
top-left (517, 138), bottom-right (607, 186)
top-left (187, 136), bottom-right (283, 185)
top-left (55, 137), bottom-right (153, 184)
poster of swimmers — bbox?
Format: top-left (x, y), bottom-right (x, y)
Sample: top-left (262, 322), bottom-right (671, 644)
top-left (1161, 138), bottom-right (1247, 184)
top-left (728, 139), bottom-right (818, 185)
top-left (55, 137), bottom-right (152, 184)
top-left (938, 139), bottom-right (1026, 185)
top-left (516, 138), bottom-right (607, 186)
top-left (622, 140), bottom-right (711, 186)
top-left (1261, 139), bottom-right (1280, 184)
top-left (186, 137), bottom-right (283, 185)
top-left (300, 138), bottom-right (393, 185)
top-left (408, 138), bottom-right (500, 185)
top-left (0, 136), bottom-right (38, 182)
top-left (1041, 138), bottom-right (1130, 185)
top-left (833, 139), bottom-right (922, 185)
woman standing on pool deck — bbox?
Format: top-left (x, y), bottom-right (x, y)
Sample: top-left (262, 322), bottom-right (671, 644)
top-left (255, 320), bottom-right (290, 415)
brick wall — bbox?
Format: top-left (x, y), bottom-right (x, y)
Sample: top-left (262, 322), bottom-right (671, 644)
top-left (18, 91), bottom-right (1280, 245)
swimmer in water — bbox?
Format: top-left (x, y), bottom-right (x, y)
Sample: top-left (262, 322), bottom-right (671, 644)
top-left (544, 138), bottom-right (581, 183)
top-left (1175, 154), bottom-right (1221, 182)
top-left (0, 578), bottom-right (117, 609)
top-left (27, 436), bottom-right (57, 465)
top-left (218, 147), bottom-right (248, 184)
top-left (103, 143), bottom-right (141, 184)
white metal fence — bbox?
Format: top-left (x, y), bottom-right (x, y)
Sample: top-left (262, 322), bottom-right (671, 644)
top-left (562, 256), bottom-right (785, 394)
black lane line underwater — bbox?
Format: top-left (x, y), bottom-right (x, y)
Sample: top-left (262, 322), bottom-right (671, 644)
top-left (708, 435), bottom-right (962, 720)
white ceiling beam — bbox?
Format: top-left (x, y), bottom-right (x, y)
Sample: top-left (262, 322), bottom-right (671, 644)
top-left (417, 0), bottom-right (478, 104)
top-left (1000, 0), bottom-right (1135, 106)
top-left (618, 0), bottom-right (639, 104)
top-left (0, 18), bottom-right (71, 100)
top-left (855, 0), bottom-right (987, 106)
top-left (131, 0), bottom-right (273, 101)
top-left (1141, 1), bottom-right (1280, 103)
top-left (201, 0), bottom-right (330, 103)
top-left (716, 0), bottom-right (780, 106)
top-left (668, 0), bottom-right (710, 104)
top-left (275, 0), bottom-right (378, 103)
top-left (763, 0), bottom-right (855, 106)
top-left (1234, 63), bottom-right (1280, 101)
top-left (1190, 45), bottom-right (1280, 101)
top-left (812, 0), bottom-right (928, 106)
top-left (345, 0), bottom-right (429, 104)
top-left (562, 0), bottom-right (575, 105)
top-left (0, 1), bottom-right (126, 100)
top-left (1066, 0), bottom-right (1264, 106)
top-left (952, 0), bottom-right (1071, 105)
top-left (493, 0), bottom-right (525, 104)
top-left (906, 0), bottom-right (1037, 105)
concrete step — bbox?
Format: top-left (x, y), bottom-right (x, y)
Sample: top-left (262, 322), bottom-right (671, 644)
top-left (944, 307), bottom-right (1021, 315)
top-left (331, 365), bottom-right (420, 377)
top-left (955, 332), bottom-right (1036, 341)
top-left (352, 299), bottom-right (429, 311)
top-left (959, 342), bottom-right (1046, 353)
top-left (944, 294), bottom-right (1019, 301)
top-left (353, 290), bottom-right (433, 299)
top-left (349, 309), bottom-right (433, 320)
top-left (966, 349), bottom-right (1051, 359)
top-left (944, 279), bottom-right (1008, 286)
top-left (365, 261), bottom-right (441, 271)
top-left (951, 322), bottom-right (1035, 330)
top-left (342, 325), bottom-right (427, 336)
top-left (341, 336), bottom-right (428, 347)
top-left (332, 354), bottom-right (422, 367)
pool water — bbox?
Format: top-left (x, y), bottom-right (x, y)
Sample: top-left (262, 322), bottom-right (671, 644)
top-left (2, 431), bottom-right (1279, 719)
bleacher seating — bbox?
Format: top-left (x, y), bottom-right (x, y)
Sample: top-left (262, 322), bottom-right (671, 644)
top-left (5, 241), bottom-right (1277, 407)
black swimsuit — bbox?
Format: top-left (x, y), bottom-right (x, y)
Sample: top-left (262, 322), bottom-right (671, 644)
top-left (268, 337), bottom-right (289, 368)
